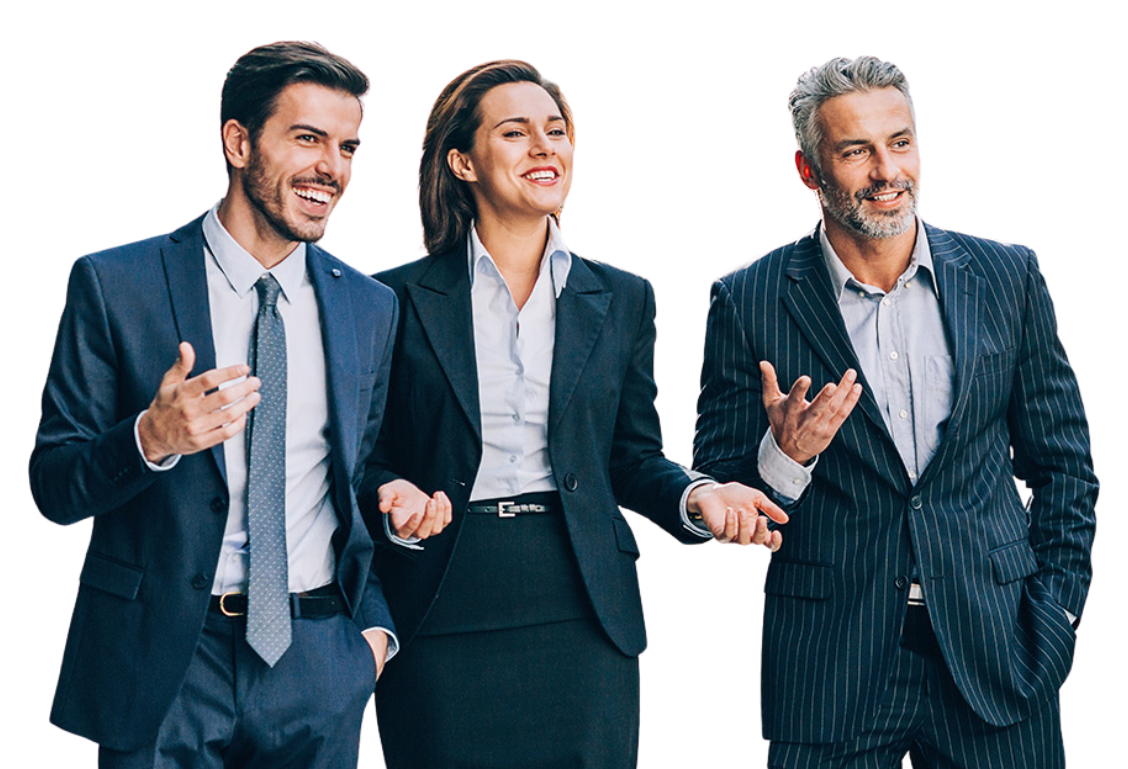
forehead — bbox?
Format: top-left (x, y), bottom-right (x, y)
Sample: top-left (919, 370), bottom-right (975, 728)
top-left (478, 81), bottom-right (561, 122)
top-left (817, 87), bottom-right (913, 144)
top-left (266, 82), bottom-right (363, 132)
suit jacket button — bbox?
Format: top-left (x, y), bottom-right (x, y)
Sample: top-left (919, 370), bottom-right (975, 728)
top-left (563, 473), bottom-right (579, 492)
top-left (910, 496), bottom-right (923, 510)
top-left (191, 573), bottom-right (210, 590)
top-left (210, 497), bottom-right (227, 514)
top-left (895, 576), bottom-right (909, 589)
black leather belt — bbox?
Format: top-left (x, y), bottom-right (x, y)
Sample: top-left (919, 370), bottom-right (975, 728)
top-left (466, 492), bottom-right (561, 517)
top-left (208, 584), bottom-right (344, 618)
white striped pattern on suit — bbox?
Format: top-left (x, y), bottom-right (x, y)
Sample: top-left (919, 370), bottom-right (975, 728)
top-left (693, 224), bottom-right (1097, 749)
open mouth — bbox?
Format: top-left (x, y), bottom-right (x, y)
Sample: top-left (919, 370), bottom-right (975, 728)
top-left (294, 186), bottom-right (334, 207)
top-left (523, 168), bottom-right (560, 183)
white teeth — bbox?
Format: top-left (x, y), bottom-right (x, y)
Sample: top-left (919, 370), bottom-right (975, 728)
top-left (871, 192), bottom-right (899, 201)
top-left (524, 170), bottom-right (557, 181)
top-left (295, 187), bottom-right (331, 204)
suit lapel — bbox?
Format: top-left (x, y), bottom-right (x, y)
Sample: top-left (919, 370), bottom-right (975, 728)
top-left (161, 216), bottom-right (225, 482)
top-left (407, 253), bottom-right (482, 441)
top-left (919, 225), bottom-right (984, 483)
top-left (308, 246), bottom-right (359, 471)
top-left (780, 233), bottom-right (889, 438)
top-left (549, 257), bottom-right (611, 433)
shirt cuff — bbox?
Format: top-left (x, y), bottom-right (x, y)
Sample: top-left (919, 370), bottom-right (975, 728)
top-left (758, 429), bottom-right (812, 503)
top-left (383, 510), bottom-right (424, 550)
top-left (362, 626), bottom-right (401, 661)
top-left (134, 411), bottom-right (181, 472)
top-left (679, 478), bottom-right (716, 539)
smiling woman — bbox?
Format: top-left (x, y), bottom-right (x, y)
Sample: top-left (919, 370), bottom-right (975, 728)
top-left (358, 59), bottom-right (784, 769)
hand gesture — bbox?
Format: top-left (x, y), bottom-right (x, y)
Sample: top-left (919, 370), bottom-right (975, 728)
top-left (761, 361), bottom-right (862, 465)
top-left (137, 342), bottom-right (261, 463)
top-left (687, 481), bottom-right (789, 550)
top-left (378, 479), bottom-right (452, 540)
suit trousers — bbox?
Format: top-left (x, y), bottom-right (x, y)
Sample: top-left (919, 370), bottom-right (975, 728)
top-left (767, 607), bottom-right (1065, 769)
top-left (98, 609), bottom-right (377, 769)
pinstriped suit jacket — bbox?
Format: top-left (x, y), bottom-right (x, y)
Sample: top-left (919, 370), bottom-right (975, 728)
top-left (694, 223), bottom-right (1097, 744)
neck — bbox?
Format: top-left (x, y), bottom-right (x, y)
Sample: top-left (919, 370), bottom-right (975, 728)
top-left (217, 183), bottom-right (299, 270)
top-left (822, 214), bottom-right (917, 292)
top-left (474, 214), bottom-right (549, 275)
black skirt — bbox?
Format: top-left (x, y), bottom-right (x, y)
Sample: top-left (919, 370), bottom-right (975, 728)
top-left (375, 497), bottom-right (641, 768)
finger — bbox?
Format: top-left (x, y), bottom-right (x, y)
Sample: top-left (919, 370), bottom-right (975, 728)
top-left (785, 375), bottom-right (812, 408)
top-left (769, 530), bottom-right (783, 552)
top-left (191, 391), bottom-right (261, 435)
top-left (750, 515), bottom-right (769, 546)
top-left (378, 487), bottom-right (398, 514)
top-left (198, 376), bottom-right (261, 413)
top-left (183, 364), bottom-right (255, 397)
top-left (723, 506), bottom-right (738, 543)
top-left (163, 342), bottom-right (196, 384)
top-left (760, 361), bottom-right (783, 405)
top-left (738, 508), bottom-right (755, 546)
top-left (396, 511), bottom-right (422, 539)
top-left (179, 411), bottom-right (250, 455)
top-left (436, 491), bottom-right (453, 528)
top-left (821, 369), bottom-right (858, 412)
top-left (754, 494), bottom-right (789, 525)
top-left (415, 498), bottom-right (440, 540)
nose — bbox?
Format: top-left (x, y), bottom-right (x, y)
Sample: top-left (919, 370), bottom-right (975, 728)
top-left (316, 147), bottom-right (345, 181)
top-left (529, 129), bottom-right (555, 157)
top-left (870, 146), bottom-right (899, 183)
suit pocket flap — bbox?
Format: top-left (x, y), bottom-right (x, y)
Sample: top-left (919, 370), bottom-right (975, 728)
top-left (613, 517), bottom-right (640, 556)
top-left (765, 560), bottom-right (834, 600)
top-left (80, 553), bottom-right (144, 600)
top-left (989, 540), bottom-right (1039, 584)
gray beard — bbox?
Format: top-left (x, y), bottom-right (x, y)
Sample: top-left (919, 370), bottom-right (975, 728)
top-left (820, 180), bottom-right (917, 240)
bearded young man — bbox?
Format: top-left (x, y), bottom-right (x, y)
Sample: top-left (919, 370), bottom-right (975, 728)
top-left (31, 41), bottom-right (401, 769)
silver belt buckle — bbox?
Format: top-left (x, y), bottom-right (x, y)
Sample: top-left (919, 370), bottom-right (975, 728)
top-left (497, 500), bottom-right (516, 518)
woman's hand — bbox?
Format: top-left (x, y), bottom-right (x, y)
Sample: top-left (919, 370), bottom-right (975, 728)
top-left (686, 482), bottom-right (788, 550)
top-left (378, 479), bottom-right (453, 540)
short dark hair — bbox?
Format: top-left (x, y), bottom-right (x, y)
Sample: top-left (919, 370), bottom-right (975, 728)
top-left (419, 60), bottom-right (573, 256)
top-left (221, 41), bottom-right (368, 162)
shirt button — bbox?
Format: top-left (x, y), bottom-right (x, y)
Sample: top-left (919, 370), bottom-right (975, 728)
top-left (899, 409), bottom-right (909, 420)
top-left (509, 455), bottom-right (517, 463)
top-left (882, 298), bottom-right (891, 307)
top-left (908, 470), bottom-right (917, 480)
top-left (793, 478), bottom-right (802, 485)
top-left (512, 414), bottom-right (520, 422)
top-left (889, 351), bottom-right (899, 361)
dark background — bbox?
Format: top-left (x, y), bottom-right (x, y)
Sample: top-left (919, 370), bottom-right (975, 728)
top-left (28, 43), bottom-right (1100, 766)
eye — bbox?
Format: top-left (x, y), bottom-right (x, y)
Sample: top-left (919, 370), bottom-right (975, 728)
top-left (297, 134), bottom-right (318, 144)
top-left (341, 143), bottom-right (358, 157)
top-left (892, 139), bottom-right (912, 149)
top-left (548, 128), bottom-right (568, 137)
top-left (503, 129), bottom-right (526, 138)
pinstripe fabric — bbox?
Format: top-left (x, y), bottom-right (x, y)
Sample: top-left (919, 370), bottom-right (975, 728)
top-left (694, 224), bottom-right (1097, 746)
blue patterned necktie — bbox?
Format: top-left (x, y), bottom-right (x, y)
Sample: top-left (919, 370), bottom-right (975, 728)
top-left (245, 273), bottom-right (291, 666)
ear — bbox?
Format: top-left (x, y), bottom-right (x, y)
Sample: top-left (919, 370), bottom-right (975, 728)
top-left (222, 119), bottom-right (253, 171)
top-left (795, 150), bottom-right (820, 191)
top-left (447, 148), bottom-right (477, 183)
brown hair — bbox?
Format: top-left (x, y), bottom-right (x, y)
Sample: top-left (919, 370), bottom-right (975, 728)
top-left (419, 60), bottom-right (573, 255)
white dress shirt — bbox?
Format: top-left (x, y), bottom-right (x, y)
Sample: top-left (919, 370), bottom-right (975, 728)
top-left (758, 218), bottom-right (953, 500)
top-left (134, 205), bottom-right (397, 650)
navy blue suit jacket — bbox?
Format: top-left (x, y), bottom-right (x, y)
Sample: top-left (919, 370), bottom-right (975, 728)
top-left (31, 216), bottom-right (398, 750)
top-left (694, 224), bottom-right (1097, 744)
top-left (361, 250), bottom-right (706, 656)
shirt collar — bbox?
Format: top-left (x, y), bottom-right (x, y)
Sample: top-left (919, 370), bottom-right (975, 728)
top-left (818, 217), bottom-right (939, 299)
top-left (466, 217), bottom-right (572, 299)
top-left (203, 203), bottom-right (307, 302)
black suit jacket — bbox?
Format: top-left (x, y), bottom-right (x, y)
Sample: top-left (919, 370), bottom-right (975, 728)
top-left (362, 249), bottom-right (706, 655)
top-left (694, 224), bottom-right (1097, 743)
top-left (31, 216), bottom-right (398, 750)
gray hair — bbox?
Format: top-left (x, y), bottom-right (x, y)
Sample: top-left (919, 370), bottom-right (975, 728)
top-left (789, 56), bottom-right (914, 177)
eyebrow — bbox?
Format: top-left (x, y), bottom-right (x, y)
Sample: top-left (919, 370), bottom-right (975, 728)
top-left (832, 126), bottom-right (913, 152)
top-left (491, 115), bottom-right (565, 129)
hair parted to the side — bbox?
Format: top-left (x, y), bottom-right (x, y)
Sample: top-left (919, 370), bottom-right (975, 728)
top-left (419, 60), bottom-right (573, 256)
top-left (789, 56), bottom-right (914, 177)
top-left (221, 41), bottom-right (369, 170)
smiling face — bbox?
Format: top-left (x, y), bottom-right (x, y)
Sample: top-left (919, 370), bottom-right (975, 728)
top-left (225, 81), bottom-right (362, 250)
top-left (800, 86), bottom-right (920, 241)
top-left (447, 81), bottom-right (572, 228)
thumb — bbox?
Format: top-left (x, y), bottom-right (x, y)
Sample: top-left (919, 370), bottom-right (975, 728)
top-left (165, 341), bottom-right (195, 383)
top-left (378, 486), bottom-right (399, 513)
top-left (760, 360), bottom-right (782, 402)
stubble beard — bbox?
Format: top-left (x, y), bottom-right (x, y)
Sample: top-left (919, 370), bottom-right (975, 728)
top-left (820, 178), bottom-right (918, 240)
top-left (243, 154), bottom-right (331, 244)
